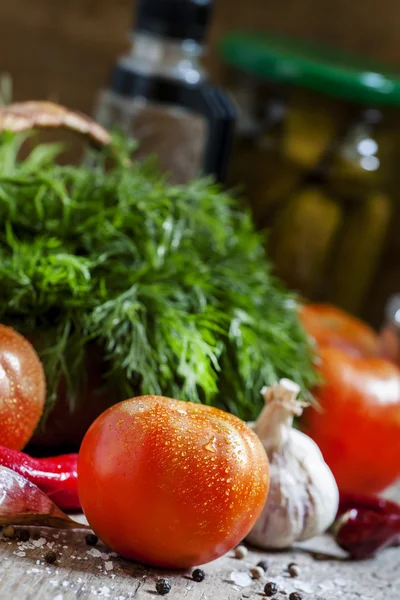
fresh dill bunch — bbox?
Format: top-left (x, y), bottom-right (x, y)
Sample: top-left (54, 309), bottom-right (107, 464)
top-left (0, 131), bottom-right (317, 423)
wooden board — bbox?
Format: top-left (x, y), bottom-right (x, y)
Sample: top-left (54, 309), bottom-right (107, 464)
top-left (0, 524), bottom-right (399, 599)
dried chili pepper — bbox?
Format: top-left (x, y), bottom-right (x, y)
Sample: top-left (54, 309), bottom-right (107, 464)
top-left (333, 492), bottom-right (400, 559)
top-left (0, 446), bottom-right (79, 511)
top-left (337, 492), bottom-right (400, 518)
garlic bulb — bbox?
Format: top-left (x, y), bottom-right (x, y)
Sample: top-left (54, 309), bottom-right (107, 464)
top-left (247, 378), bottom-right (339, 549)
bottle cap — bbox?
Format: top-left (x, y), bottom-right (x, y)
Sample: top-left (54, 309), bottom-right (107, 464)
top-left (135, 0), bottom-right (213, 43)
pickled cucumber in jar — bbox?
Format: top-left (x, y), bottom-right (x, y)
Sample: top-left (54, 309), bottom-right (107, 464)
top-left (282, 89), bottom-right (346, 171)
top-left (328, 192), bottom-right (392, 314)
top-left (270, 187), bottom-right (342, 297)
top-left (327, 110), bottom-right (398, 200)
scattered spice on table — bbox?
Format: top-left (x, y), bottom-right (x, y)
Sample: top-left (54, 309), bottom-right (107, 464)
top-left (155, 578), bottom-right (172, 595)
top-left (85, 534), bottom-right (98, 547)
top-left (192, 568), bottom-right (205, 582)
top-left (16, 529), bottom-right (30, 543)
top-left (234, 545), bottom-right (248, 559)
top-left (288, 563), bottom-right (300, 577)
top-left (257, 559), bottom-right (269, 571)
top-left (45, 551), bottom-right (57, 564)
top-left (264, 581), bottom-right (278, 596)
top-left (251, 566), bottom-right (264, 579)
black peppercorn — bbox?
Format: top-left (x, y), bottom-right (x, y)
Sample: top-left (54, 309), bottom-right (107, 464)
top-left (155, 578), bottom-right (171, 595)
top-left (264, 582), bottom-right (278, 596)
top-left (45, 551), bottom-right (57, 564)
top-left (289, 593), bottom-right (303, 600)
top-left (85, 534), bottom-right (98, 546)
top-left (192, 568), bottom-right (205, 582)
top-left (257, 559), bottom-right (269, 572)
top-left (17, 529), bottom-right (30, 543)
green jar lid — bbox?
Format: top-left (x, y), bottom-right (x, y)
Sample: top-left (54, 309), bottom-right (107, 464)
top-left (219, 32), bottom-right (400, 107)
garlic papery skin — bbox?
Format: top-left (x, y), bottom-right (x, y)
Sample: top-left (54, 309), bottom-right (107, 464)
top-left (246, 378), bottom-right (339, 549)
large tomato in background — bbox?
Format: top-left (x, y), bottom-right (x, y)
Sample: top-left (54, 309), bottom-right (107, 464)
top-left (0, 325), bottom-right (46, 450)
top-left (300, 303), bottom-right (378, 357)
top-left (79, 395), bottom-right (269, 568)
top-left (300, 304), bottom-right (400, 495)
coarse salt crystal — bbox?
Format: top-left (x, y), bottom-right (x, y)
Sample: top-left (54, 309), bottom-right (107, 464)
top-left (15, 551), bottom-right (26, 557)
top-left (293, 580), bottom-right (314, 594)
top-left (101, 552), bottom-right (110, 560)
top-left (62, 581), bottom-right (69, 587)
top-left (229, 570), bottom-right (252, 587)
top-left (319, 581), bottom-right (335, 591)
top-left (32, 537), bottom-right (47, 548)
top-left (87, 548), bottom-right (102, 558)
top-left (98, 586), bottom-right (110, 597)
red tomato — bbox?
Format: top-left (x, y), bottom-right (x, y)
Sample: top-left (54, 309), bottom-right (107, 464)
top-left (300, 303), bottom-right (378, 357)
top-left (0, 325), bottom-right (46, 450)
top-left (78, 395), bottom-right (269, 568)
top-left (301, 346), bottom-right (400, 494)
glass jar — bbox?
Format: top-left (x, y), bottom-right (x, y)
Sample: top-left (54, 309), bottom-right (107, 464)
top-left (220, 33), bottom-right (400, 325)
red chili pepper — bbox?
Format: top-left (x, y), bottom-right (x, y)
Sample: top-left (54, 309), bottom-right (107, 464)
top-left (334, 492), bottom-right (400, 559)
top-left (0, 446), bottom-right (79, 511)
top-left (337, 492), bottom-right (400, 518)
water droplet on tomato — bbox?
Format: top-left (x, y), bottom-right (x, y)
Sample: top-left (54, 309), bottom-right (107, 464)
top-left (204, 437), bottom-right (217, 453)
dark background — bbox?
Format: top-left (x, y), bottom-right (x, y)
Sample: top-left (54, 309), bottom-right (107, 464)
top-left (1, 0), bottom-right (400, 113)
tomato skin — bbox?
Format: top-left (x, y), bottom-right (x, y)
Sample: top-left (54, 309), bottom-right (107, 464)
top-left (300, 304), bottom-right (378, 357)
top-left (0, 325), bottom-right (46, 450)
top-left (78, 395), bottom-right (269, 568)
top-left (302, 347), bottom-right (400, 495)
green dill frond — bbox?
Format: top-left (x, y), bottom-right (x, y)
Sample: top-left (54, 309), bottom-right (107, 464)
top-left (0, 131), bottom-right (317, 422)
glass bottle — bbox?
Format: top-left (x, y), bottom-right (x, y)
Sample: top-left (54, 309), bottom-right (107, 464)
top-left (95, 0), bottom-right (236, 184)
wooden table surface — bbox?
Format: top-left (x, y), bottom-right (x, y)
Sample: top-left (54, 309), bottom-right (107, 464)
top-left (0, 519), bottom-right (398, 600)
